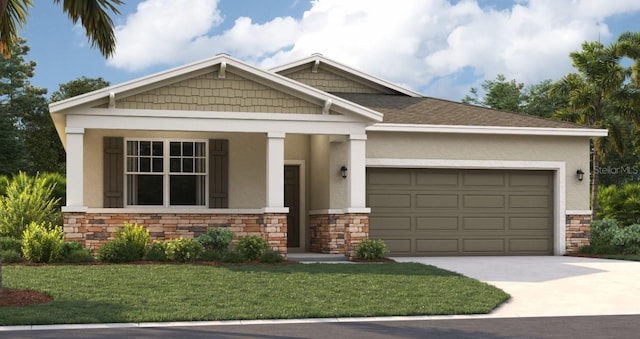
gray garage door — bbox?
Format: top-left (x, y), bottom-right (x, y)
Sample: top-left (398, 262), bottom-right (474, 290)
top-left (367, 168), bottom-right (554, 256)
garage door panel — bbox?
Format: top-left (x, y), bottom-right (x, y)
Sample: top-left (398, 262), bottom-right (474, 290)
top-left (369, 216), bottom-right (411, 231)
top-left (367, 170), bottom-right (412, 186)
top-left (509, 217), bottom-right (552, 230)
top-left (368, 194), bottom-right (412, 208)
top-left (463, 195), bottom-right (505, 208)
top-left (416, 194), bottom-right (458, 208)
top-left (416, 217), bottom-right (459, 231)
top-left (367, 168), bottom-right (554, 256)
top-left (462, 217), bottom-right (505, 230)
top-left (509, 238), bottom-right (551, 253)
top-left (416, 239), bottom-right (458, 253)
top-left (416, 172), bottom-right (458, 186)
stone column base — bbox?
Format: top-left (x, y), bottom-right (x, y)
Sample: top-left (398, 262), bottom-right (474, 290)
top-left (566, 214), bottom-right (591, 254)
top-left (309, 213), bottom-right (369, 256)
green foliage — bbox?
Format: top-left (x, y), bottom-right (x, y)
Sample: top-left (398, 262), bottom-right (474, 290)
top-left (611, 224), bottom-right (640, 254)
top-left (258, 250), bottom-right (284, 264)
top-left (0, 175), bottom-right (8, 196)
top-left (0, 236), bottom-right (22, 253)
top-left (60, 241), bottom-right (94, 263)
top-left (114, 222), bottom-right (149, 259)
top-left (236, 236), bottom-right (268, 261)
top-left (21, 222), bottom-right (64, 263)
top-left (598, 183), bottom-right (640, 226)
top-left (196, 227), bottom-right (234, 255)
top-left (584, 218), bottom-right (640, 254)
top-left (165, 238), bottom-right (205, 262)
top-left (40, 172), bottom-right (66, 208)
top-left (144, 241), bottom-right (168, 262)
top-left (354, 239), bottom-right (389, 260)
top-left (1, 249), bottom-right (23, 263)
top-left (0, 172), bottom-right (62, 238)
top-left (97, 239), bottom-right (141, 263)
top-left (221, 250), bottom-right (248, 263)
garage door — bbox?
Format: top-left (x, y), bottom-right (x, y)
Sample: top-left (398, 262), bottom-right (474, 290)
top-left (367, 168), bottom-right (554, 256)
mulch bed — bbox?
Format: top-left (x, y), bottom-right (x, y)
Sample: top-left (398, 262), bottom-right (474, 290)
top-left (0, 288), bottom-right (53, 308)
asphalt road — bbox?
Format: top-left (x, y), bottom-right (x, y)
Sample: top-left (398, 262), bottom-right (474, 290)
top-left (1, 315), bottom-right (638, 339)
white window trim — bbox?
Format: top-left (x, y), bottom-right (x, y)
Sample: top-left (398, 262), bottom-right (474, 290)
top-left (124, 138), bottom-right (209, 208)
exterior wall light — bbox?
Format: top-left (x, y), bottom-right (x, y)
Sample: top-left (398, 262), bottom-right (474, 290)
top-left (341, 165), bottom-right (348, 179)
top-left (576, 169), bottom-right (585, 181)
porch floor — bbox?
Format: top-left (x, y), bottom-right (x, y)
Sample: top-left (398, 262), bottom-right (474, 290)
top-left (287, 253), bottom-right (349, 263)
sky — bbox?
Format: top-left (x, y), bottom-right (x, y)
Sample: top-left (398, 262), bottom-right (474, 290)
top-left (17, 0), bottom-right (640, 102)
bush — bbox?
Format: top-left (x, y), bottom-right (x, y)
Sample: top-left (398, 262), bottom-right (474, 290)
top-left (1, 249), bottom-right (23, 263)
top-left (115, 222), bottom-right (149, 259)
top-left (612, 224), bottom-right (640, 254)
top-left (144, 241), bottom-right (168, 261)
top-left (598, 184), bottom-right (640, 226)
top-left (21, 221), bottom-right (64, 263)
top-left (236, 236), bottom-right (268, 261)
top-left (221, 250), bottom-right (248, 263)
top-left (0, 175), bottom-right (8, 196)
top-left (354, 239), bottom-right (389, 260)
top-left (60, 241), bottom-right (94, 263)
top-left (1, 236), bottom-right (22, 253)
top-left (41, 172), bottom-right (66, 209)
top-left (197, 227), bottom-right (234, 255)
top-left (165, 238), bottom-right (205, 262)
top-left (0, 172), bottom-right (62, 238)
top-left (97, 239), bottom-right (142, 263)
top-left (258, 249), bottom-right (284, 263)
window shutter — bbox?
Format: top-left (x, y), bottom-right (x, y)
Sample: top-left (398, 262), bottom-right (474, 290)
top-left (103, 137), bottom-right (124, 208)
top-left (209, 139), bottom-right (229, 208)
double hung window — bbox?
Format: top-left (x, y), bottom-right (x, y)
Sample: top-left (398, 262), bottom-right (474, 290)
top-left (125, 139), bottom-right (207, 206)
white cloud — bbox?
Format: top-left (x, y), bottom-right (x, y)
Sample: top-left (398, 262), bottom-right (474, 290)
top-left (107, 0), bottom-right (640, 101)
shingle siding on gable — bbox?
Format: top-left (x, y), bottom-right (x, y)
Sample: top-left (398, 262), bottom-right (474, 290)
top-left (284, 67), bottom-right (385, 94)
top-left (116, 71), bottom-right (322, 114)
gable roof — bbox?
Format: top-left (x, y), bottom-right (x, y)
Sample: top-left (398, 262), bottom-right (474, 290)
top-left (334, 93), bottom-right (608, 137)
top-left (49, 54), bottom-right (383, 122)
top-left (271, 53), bottom-right (423, 97)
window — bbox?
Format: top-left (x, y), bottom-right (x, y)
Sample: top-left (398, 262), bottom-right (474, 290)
top-left (126, 139), bottom-right (207, 206)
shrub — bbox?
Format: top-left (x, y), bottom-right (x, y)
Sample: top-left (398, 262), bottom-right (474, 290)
top-left (197, 227), bottom-right (234, 255)
top-left (598, 184), bottom-right (640, 226)
top-left (354, 239), bottom-right (389, 260)
top-left (41, 172), bottom-right (66, 209)
top-left (1, 249), bottom-right (23, 263)
top-left (221, 249), bottom-right (248, 263)
top-left (0, 172), bottom-right (62, 238)
top-left (60, 241), bottom-right (94, 263)
top-left (115, 222), bottom-right (149, 259)
top-left (1, 236), bottom-right (22, 253)
top-left (21, 222), bottom-right (64, 263)
top-left (144, 241), bottom-right (168, 261)
top-left (165, 238), bottom-right (205, 262)
top-left (258, 249), bottom-right (284, 264)
top-left (612, 224), bottom-right (640, 254)
top-left (236, 236), bottom-right (268, 261)
top-left (97, 239), bottom-right (141, 263)
top-left (0, 175), bottom-right (8, 196)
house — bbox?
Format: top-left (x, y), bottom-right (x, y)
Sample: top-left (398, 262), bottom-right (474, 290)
top-left (49, 54), bottom-right (606, 256)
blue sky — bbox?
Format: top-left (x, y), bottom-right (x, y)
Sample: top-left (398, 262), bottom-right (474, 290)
top-left (17, 0), bottom-right (640, 101)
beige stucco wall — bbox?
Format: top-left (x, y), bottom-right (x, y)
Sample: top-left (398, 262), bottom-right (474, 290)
top-left (310, 135), bottom-right (330, 210)
top-left (329, 138), bottom-right (348, 209)
top-left (83, 130), bottom-right (266, 208)
top-left (366, 132), bottom-right (591, 210)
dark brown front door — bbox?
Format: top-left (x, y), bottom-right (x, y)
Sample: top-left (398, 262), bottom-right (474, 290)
top-left (284, 165), bottom-right (300, 248)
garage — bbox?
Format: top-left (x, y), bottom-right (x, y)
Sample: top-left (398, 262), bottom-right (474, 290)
top-left (367, 168), bottom-right (554, 256)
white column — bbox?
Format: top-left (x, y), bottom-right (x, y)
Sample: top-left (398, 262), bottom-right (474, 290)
top-left (265, 132), bottom-right (285, 210)
top-left (63, 127), bottom-right (87, 211)
top-left (347, 134), bottom-right (369, 211)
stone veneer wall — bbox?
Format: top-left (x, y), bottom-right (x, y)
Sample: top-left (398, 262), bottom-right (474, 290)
top-left (63, 212), bottom-right (288, 255)
top-left (309, 213), bottom-right (369, 256)
top-left (566, 214), bottom-right (591, 254)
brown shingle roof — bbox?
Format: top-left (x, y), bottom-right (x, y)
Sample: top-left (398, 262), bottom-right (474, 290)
top-left (333, 93), bottom-right (586, 129)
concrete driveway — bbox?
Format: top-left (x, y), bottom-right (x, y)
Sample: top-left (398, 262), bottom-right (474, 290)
top-left (392, 256), bottom-right (640, 317)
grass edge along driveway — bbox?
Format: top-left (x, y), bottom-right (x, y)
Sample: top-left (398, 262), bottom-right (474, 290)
top-left (1, 262), bottom-right (510, 326)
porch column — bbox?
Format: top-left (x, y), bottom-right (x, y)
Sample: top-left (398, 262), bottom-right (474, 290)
top-left (347, 134), bottom-right (368, 210)
top-left (64, 127), bottom-right (86, 210)
top-left (266, 132), bottom-right (285, 209)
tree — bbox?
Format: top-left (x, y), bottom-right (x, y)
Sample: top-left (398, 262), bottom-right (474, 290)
top-left (551, 40), bottom-right (633, 221)
top-left (462, 74), bottom-right (525, 112)
top-left (0, 0), bottom-right (123, 58)
top-left (50, 76), bottom-right (110, 102)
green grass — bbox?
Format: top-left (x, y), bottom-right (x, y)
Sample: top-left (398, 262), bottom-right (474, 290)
top-left (0, 263), bottom-right (509, 325)
top-left (600, 254), bottom-right (640, 262)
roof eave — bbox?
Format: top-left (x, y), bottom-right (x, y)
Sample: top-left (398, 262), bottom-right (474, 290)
top-left (366, 123), bottom-right (609, 137)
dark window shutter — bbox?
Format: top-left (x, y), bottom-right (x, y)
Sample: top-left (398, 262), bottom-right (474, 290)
top-left (103, 137), bottom-right (124, 208)
top-left (209, 139), bottom-right (229, 208)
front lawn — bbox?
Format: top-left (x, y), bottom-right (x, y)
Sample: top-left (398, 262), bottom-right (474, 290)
top-left (0, 263), bottom-right (509, 325)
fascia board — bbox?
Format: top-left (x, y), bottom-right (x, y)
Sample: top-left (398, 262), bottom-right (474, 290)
top-left (366, 123), bottom-right (609, 137)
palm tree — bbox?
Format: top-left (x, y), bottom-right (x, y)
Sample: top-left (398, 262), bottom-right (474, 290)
top-left (0, 0), bottom-right (123, 58)
top-left (551, 41), bottom-right (628, 222)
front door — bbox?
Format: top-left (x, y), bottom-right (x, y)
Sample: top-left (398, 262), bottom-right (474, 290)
top-left (284, 165), bottom-right (300, 248)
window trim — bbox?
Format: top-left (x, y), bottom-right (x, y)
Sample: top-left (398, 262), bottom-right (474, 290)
top-left (123, 138), bottom-right (209, 208)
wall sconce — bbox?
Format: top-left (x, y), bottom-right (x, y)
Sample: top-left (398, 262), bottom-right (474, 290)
top-left (340, 165), bottom-right (348, 179)
top-left (576, 169), bottom-right (585, 181)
